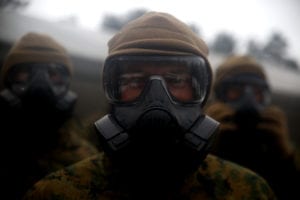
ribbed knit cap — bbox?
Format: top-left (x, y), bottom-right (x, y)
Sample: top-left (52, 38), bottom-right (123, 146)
top-left (214, 55), bottom-right (266, 89)
top-left (107, 12), bottom-right (210, 62)
top-left (1, 32), bottom-right (73, 84)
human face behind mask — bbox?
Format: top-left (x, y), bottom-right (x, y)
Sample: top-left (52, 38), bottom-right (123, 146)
top-left (104, 56), bottom-right (209, 105)
top-left (0, 62), bottom-right (77, 117)
top-left (119, 64), bottom-right (193, 102)
top-left (216, 73), bottom-right (270, 111)
top-left (6, 63), bottom-right (70, 99)
top-left (225, 83), bottom-right (264, 103)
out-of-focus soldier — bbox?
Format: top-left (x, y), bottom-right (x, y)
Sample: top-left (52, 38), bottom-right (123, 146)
top-left (205, 54), bottom-right (300, 200)
top-left (23, 13), bottom-right (276, 200)
top-left (0, 32), bottom-right (98, 199)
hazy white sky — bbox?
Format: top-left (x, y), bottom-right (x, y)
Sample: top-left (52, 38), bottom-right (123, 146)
top-left (22, 0), bottom-right (300, 62)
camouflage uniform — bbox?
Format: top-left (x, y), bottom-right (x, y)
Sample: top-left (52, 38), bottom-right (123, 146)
top-left (32, 117), bottom-right (99, 172)
top-left (0, 111), bottom-right (98, 199)
top-left (23, 152), bottom-right (276, 200)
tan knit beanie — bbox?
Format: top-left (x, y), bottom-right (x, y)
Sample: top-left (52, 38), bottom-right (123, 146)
top-left (107, 12), bottom-right (210, 62)
top-left (214, 55), bottom-right (266, 89)
top-left (1, 32), bottom-right (73, 83)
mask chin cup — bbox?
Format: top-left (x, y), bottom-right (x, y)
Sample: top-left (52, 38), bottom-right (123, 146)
top-left (184, 115), bottom-right (219, 152)
top-left (94, 114), bottom-right (130, 152)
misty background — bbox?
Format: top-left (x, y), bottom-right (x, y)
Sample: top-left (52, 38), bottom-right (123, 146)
top-left (2, 0), bottom-right (300, 70)
top-left (1, 0), bottom-right (300, 146)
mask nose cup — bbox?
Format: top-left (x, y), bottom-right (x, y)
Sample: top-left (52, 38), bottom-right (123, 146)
top-left (142, 77), bottom-right (174, 105)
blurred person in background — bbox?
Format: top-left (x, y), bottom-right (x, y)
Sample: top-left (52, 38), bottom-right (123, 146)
top-left (24, 12), bottom-right (276, 200)
top-left (0, 32), bottom-right (98, 199)
top-left (205, 54), bottom-right (300, 200)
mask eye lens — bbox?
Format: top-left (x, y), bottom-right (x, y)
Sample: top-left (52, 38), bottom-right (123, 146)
top-left (225, 84), bottom-right (265, 103)
top-left (47, 64), bottom-right (68, 85)
top-left (6, 66), bottom-right (32, 96)
top-left (226, 86), bottom-right (243, 101)
top-left (14, 71), bottom-right (29, 84)
top-left (6, 63), bottom-right (70, 97)
top-left (45, 64), bottom-right (70, 97)
top-left (251, 85), bottom-right (264, 103)
top-left (9, 66), bottom-right (31, 83)
top-left (119, 73), bottom-right (147, 101)
top-left (164, 73), bottom-right (193, 102)
top-left (164, 73), bottom-right (191, 88)
top-left (105, 56), bottom-right (208, 104)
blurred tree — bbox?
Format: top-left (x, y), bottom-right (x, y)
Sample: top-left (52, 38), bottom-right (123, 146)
top-left (101, 9), bottom-right (147, 32)
top-left (247, 39), bottom-right (263, 59)
top-left (57, 15), bottom-right (79, 26)
top-left (262, 32), bottom-right (287, 61)
top-left (284, 58), bottom-right (299, 71)
top-left (210, 32), bottom-right (236, 55)
top-left (126, 9), bottom-right (147, 23)
top-left (245, 32), bottom-right (299, 71)
top-left (101, 9), bottom-right (202, 36)
top-left (101, 15), bottom-right (123, 31)
top-left (0, 0), bottom-right (29, 9)
top-left (188, 23), bottom-right (201, 35)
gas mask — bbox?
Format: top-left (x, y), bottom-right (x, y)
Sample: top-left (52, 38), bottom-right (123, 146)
top-left (216, 73), bottom-right (271, 128)
top-left (95, 56), bottom-right (219, 165)
top-left (0, 63), bottom-right (77, 114)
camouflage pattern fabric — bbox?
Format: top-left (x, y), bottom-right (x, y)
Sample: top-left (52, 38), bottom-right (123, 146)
top-left (0, 116), bottom-right (98, 199)
top-left (23, 152), bottom-right (276, 200)
top-left (205, 101), bottom-right (300, 200)
top-left (35, 117), bottom-right (99, 171)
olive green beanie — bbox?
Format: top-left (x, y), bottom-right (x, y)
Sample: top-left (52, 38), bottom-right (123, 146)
top-left (1, 32), bottom-right (73, 83)
top-left (214, 55), bottom-right (266, 89)
top-left (107, 12), bottom-right (210, 62)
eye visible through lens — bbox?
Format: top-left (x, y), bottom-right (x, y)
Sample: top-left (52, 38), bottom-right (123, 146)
top-left (47, 64), bottom-right (66, 85)
top-left (226, 86), bottom-right (243, 101)
top-left (119, 73), bottom-right (147, 101)
top-left (105, 56), bottom-right (208, 103)
top-left (118, 66), bottom-right (195, 102)
top-left (164, 72), bottom-right (193, 102)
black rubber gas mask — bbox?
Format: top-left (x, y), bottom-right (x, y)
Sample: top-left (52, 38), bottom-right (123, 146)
top-left (0, 63), bottom-right (77, 113)
top-left (95, 56), bottom-right (219, 163)
top-left (216, 73), bottom-right (271, 128)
